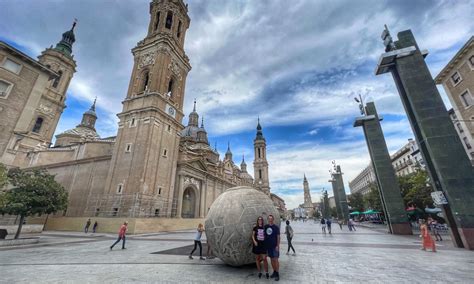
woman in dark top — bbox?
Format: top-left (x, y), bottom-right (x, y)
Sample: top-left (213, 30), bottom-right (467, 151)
top-left (252, 216), bottom-right (269, 279)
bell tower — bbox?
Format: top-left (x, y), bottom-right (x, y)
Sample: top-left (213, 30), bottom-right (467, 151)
top-left (104, 0), bottom-right (191, 217)
top-left (253, 119), bottom-right (270, 195)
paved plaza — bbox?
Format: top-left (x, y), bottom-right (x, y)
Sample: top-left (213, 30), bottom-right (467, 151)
top-left (0, 222), bottom-right (473, 283)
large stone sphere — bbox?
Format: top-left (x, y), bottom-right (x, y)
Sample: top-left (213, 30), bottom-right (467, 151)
top-left (205, 186), bottom-right (281, 266)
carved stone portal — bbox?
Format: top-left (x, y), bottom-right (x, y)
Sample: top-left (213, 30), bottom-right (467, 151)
top-left (205, 186), bottom-right (280, 266)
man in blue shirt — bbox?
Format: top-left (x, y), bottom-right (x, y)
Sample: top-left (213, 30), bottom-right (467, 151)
top-left (264, 214), bottom-right (280, 281)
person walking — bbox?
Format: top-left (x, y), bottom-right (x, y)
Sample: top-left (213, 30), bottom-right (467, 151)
top-left (338, 219), bottom-right (343, 230)
top-left (320, 218), bottom-right (326, 234)
top-left (429, 218), bottom-right (442, 241)
top-left (265, 215), bottom-right (280, 281)
top-left (110, 221), bottom-right (128, 250)
top-left (92, 221), bottom-right (98, 233)
top-left (189, 223), bottom-right (205, 260)
top-left (348, 218), bottom-right (356, 231)
top-left (284, 220), bottom-right (296, 255)
top-left (252, 216), bottom-right (269, 279)
top-left (84, 218), bottom-right (91, 233)
top-left (420, 219), bottom-right (436, 252)
top-left (326, 218), bottom-right (332, 234)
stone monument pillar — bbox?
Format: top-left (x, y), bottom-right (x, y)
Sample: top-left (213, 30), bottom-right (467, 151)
top-left (354, 102), bottom-right (412, 235)
top-left (333, 165), bottom-right (350, 223)
top-left (376, 27), bottom-right (474, 248)
top-left (328, 177), bottom-right (342, 220)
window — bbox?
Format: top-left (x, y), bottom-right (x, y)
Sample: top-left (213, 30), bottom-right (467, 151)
top-left (259, 169), bottom-right (262, 179)
top-left (52, 70), bottom-right (62, 88)
top-left (95, 208), bottom-right (100, 217)
top-left (0, 80), bottom-right (12, 98)
top-left (154, 11), bottom-right (161, 30)
top-left (32, 117), bottom-right (43, 133)
top-left (163, 149), bottom-right (168, 157)
top-left (112, 208), bottom-right (118, 217)
top-left (177, 21), bottom-right (182, 38)
top-left (158, 187), bottom-right (162, 195)
top-left (456, 123), bottom-right (464, 133)
top-left (463, 137), bottom-right (472, 149)
top-left (130, 117), bottom-right (136, 127)
top-left (2, 58), bottom-right (21, 74)
top-left (469, 55), bottom-right (474, 68)
top-left (167, 79), bottom-right (174, 95)
top-left (451, 71), bottom-right (461, 85)
top-left (154, 209), bottom-right (160, 217)
top-left (167, 124), bottom-right (171, 132)
top-left (125, 143), bottom-right (132, 153)
top-left (258, 148), bottom-right (261, 158)
top-left (117, 184), bottom-right (123, 194)
top-left (142, 71), bottom-right (149, 91)
top-left (460, 91), bottom-right (473, 107)
top-left (165, 11), bottom-right (173, 29)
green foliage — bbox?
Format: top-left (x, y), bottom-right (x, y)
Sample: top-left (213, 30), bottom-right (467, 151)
top-left (363, 183), bottom-right (383, 212)
top-left (348, 192), bottom-right (364, 212)
top-left (0, 163), bottom-right (7, 189)
top-left (329, 207), bottom-right (338, 218)
top-left (0, 168), bottom-right (68, 238)
top-left (313, 210), bottom-right (321, 218)
top-left (398, 169), bottom-right (433, 209)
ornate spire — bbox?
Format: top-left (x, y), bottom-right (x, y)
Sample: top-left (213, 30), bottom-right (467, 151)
top-left (188, 99), bottom-right (199, 127)
top-left (54, 20), bottom-right (77, 57)
top-left (214, 142), bottom-right (218, 152)
top-left (193, 98), bottom-right (196, 112)
top-left (241, 154), bottom-right (247, 171)
top-left (225, 141), bottom-right (233, 160)
top-left (256, 117), bottom-right (264, 140)
top-left (304, 173), bottom-right (307, 182)
top-left (200, 117), bottom-right (204, 128)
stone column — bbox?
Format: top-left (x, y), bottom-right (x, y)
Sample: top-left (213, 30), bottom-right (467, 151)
top-left (354, 102), bottom-right (412, 235)
top-left (376, 28), bottom-right (474, 247)
top-left (334, 166), bottom-right (350, 223)
top-left (329, 178), bottom-right (342, 220)
top-left (176, 175), bottom-right (184, 218)
top-left (199, 180), bottom-right (206, 218)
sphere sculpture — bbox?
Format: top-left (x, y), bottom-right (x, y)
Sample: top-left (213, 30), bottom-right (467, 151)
top-left (205, 186), bottom-right (281, 266)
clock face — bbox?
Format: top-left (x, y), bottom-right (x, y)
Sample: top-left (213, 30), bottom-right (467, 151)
top-left (168, 107), bottom-right (175, 115)
top-left (166, 104), bottom-right (176, 118)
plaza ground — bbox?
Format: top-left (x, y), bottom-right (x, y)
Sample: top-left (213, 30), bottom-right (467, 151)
top-left (0, 222), bottom-right (473, 283)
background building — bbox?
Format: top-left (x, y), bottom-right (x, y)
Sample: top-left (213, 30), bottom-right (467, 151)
top-left (435, 36), bottom-right (474, 164)
top-left (349, 164), bottom-right (376, 196)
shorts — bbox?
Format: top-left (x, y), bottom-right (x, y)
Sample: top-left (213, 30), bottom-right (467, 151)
top-left (252, 243), bottom-right (266, 255)
top-left (267, 247), bottom-right (279, 258)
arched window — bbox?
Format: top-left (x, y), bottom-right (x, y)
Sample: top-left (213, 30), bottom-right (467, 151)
top-left (165, 11), bottom-right (173, 29)
top-left (177, 21), bottom-right (182, 38)
top-left (167, 78), bottom-right (174, 94)
top-left (142, 71), bottom-right (149, 91)
top-left (258, 148), bottom-right (261, 158)
top-left (32, 117), bottom-right (43, 133)
top-left (154, 11), bottom-right (161, 31)
top-left (259, 169), bottom-right (262, 179)
top-left (52, 70), bottom-right (62, 88)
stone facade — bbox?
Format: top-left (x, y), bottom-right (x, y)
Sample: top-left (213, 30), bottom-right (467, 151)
top-left (0, 0), bottom-right (284, 220)
top-left (435, 36), bottom-right (474, 164)
top-left (0, 26), bottom-right (76, 168)
top-left (349, 164), bottom-right (376, 196)
top-left (391, 139), bottom-right (423, 176)
top-left (301, 175), bottom-right (314, 216)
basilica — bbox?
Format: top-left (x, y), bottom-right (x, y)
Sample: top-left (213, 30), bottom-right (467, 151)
top-left (0, 0), bottom-right (285, 219)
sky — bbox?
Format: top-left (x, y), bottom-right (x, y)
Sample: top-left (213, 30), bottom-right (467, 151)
top-left (1, 0), bottom-right (472, 210)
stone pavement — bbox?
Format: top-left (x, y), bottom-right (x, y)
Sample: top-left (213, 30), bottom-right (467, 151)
top-left (0, 222), bottom-right (473, 283)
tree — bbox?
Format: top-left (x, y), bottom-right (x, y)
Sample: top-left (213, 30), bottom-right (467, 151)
top-left (329, 207), bottom-right (338, 218)
top-left (348, 192), bottom-right (364, 212)
top-left (398, 169), bottom-right (434, 209)
top-left (313, 210), bottom-right (321, 219)
top-left (0, 163), bottom-right (7, 190)
top-left (364, 183), bottom-right (383, 212)
top-left (0, 168), bottom-right (68, 239)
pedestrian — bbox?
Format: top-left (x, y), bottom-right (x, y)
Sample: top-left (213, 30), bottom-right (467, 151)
top-left (419, 219), bottom-right (436, 252)
top-left (320, 218), bottom-right (326, 234)
top-left (189, 223), bottom-right (205, 260)
top-left (284, 220), bottom-right (295, 255)
top-left (326, 218), bottom-right (332, 234)
top-left (84, 218), bottom-right (91, 233)
top-left (252, 216), bottom-right (269, 279)
top-left (92, 221), bottom-right (98, 233)
top-left (110, 221), bottom-right (128, 250)
top-left (338, 219), bottom-right (343, 230)
top-left (429, 218), bottom-right (442, 241)
top-left (349, 218), bottom-right (356, 231)
top-left (265, 214), bottom-right (280, 281)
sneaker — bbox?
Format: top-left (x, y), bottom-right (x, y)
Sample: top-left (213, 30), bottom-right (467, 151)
top-left (110, 246), bottom-right (113, 250)
top-left (189, 255), bottom-right (193, 259)
top-left (266, 273), bottom-right (269, 279)
top-left (200, 257), bottom-right (205, 260)
top-left (286, 252), bottom-right (289, 255)
top-left (258, 273), bottom-right (262, 279)
top-left (270, 272), bottom-right (276, 278)
top-left (122, 248), bottom-right (126, 250)
top-left (275, 272), bottom-right (280, 281)
top-left (293, 252), bottom-right (296, 256)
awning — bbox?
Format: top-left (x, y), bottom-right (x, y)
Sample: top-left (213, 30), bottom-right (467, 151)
top-left (362, 209), bottom-right (381, 214)
top-left (350, 211), bottom-right (361, 215)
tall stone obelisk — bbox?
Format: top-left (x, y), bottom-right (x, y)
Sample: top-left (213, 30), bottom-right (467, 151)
top-left (354, 102), bottom-right (412, 235)
top-left (333, 165), bottom-right (350, 223)
top-left (376, 27), bottom-right (474, 248)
